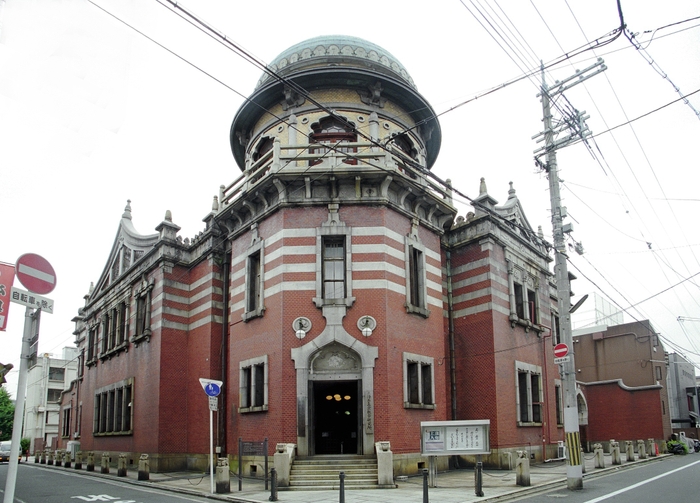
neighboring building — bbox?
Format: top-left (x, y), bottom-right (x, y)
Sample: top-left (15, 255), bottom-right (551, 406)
top-left (667, 353), bottom-right (698, 429)
top-left (572, 320), bottom-right (673, 448)
top-left (23, 348), bottom-right (79, 453)
top-left (60, 35), bottom-right (568, 474)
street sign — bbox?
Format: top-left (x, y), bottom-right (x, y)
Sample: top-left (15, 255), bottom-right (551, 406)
top-left (209, 396), bottom-right (218, 411)
top-left (10, 287), bottom-right (54, 314)
top-left (199, 378), bottom-right (222, 397)
top-left (15, 253), bottom-right (56, 295)
top-left (553, 343), bottom-right (569, 358)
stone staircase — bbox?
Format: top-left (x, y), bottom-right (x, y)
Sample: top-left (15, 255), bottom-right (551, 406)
top-left (287, 455), bottom-right (389, 490)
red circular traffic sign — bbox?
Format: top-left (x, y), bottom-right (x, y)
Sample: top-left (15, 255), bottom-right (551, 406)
top-left (15, 253), bottom-right (56, 295)
top-left (553, 343), bottom-right (569, 358)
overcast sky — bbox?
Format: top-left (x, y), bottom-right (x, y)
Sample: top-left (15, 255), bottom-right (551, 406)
top-left (1, 0), bottom-right (699, 396)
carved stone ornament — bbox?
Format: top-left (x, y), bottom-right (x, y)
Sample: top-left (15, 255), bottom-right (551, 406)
top-left (357, 315), bottom-right (377, 336)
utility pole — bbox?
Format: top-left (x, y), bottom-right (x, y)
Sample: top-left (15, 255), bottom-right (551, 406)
top-left (533, 58), bottom-right (605, 490)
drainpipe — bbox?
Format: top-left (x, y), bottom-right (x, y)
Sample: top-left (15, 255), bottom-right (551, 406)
top-left (540, 324), bottom-right (553, 461)
top-left (446, 250), bottom-right (457, 421)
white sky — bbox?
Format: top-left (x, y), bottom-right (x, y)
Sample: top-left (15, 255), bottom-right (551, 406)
top-left (1, 0), bottom-right (699, 397)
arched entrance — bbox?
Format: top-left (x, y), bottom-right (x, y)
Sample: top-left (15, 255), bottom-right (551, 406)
top-left (291, 330), bottom-right (378, 456)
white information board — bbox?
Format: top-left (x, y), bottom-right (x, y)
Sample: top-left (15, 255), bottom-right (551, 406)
top-left (421, 420), bottom-right (490, 456)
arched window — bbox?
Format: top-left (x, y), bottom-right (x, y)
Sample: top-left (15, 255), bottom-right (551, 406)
top-left (252, 137), bottom-right (274, 162)
top-left (309, 117), bottom-right (357, 165)
top-left (391, 133), bottom-right (417, 160)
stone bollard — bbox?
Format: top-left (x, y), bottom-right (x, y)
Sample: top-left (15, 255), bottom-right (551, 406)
top-left (375, 441), bottom-right (394, 487)
top-left (37, 451), bottom-right (44, 464)
top-left (63, 450), bottom-right (71, 468)
top-left (34, 451), bottom-right (40, 463)
top-left (637, 440), bottom-right (647, 459)
top-left (86, 451), bottom-right (95, 472)
top-left (594, 443), bottom-right (605, 469)
top-left (647, 438), bottom-right (657, 457)
top-left (101, 452), bottom-right (110, 474)
top-left (47, 450), bottom-right (54, 466)
top-left (515, 450), bottom-right (530, 487)
top-left (625, 441), bottom-right (635, 462)
top-left (138, 454), bottom-right (150, 481)
top-left (611, 441), bottom-right (621, 465)
top-left (56, 450), bottom-right (64, 467)
top-left (117, 453), bottom-right (127, 477)
top-left (215, 457), bottom-right (230, 493)
top-left (75, 451), bottom-right (83, 470)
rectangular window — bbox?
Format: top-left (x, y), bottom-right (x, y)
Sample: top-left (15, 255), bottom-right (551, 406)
top-left (239, 355), bottom-right (268, 413)
top-left (246, 251), bottom-right (262, 313)
top-left (527, 289), bottom-right (537, 323)
top-left (87, 327), bottom-right (97, 362)
top-left (655, 366), bottom-right (662, 381)
top-left (48, 367), bottom-right (65, 381)
top-left (47, 388), bottom-right (62, 402)
top-left (117, 301), bottom-right (127, 345)
top-left (78, 350), bottom-right (85, 378)
top-left (93, 378), bottom-right (134, 436)
top-left (553, 314), bottom-right (561, 345)
top-left (514, 283), bottom-right (524, 319)
top-left (136, 297), bottom-right (146, 335)
top-left (322, 237), bottom-right (345, 300)
top-left (516, 361), bottom-right (542, 425)
top-left (409, 245), bottom-right (425, 308)
top-left (403, 352), bottom-right (435, 409)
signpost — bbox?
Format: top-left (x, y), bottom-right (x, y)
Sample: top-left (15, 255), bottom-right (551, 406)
top-left (199, 378), bottom-right (223, 495)
top-left (3, 253), bottom-right (56, 503)
top-left (554, 343), bottom-right (570, 364)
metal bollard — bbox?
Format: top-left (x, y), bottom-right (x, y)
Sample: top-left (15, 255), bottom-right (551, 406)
top-left (339, 471), bottom-right (345, 503)
top-left (423, 469), bottom-right (429, 503)
top-left (269, 467), bottom-right (278, 502)
top-left (475, 458), bottom-right (484, 497)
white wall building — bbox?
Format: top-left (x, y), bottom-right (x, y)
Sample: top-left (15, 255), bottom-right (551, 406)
top-left (22, 347), bottom-right (79, 453)
top-left (667, 353), bottom-right (699, 428)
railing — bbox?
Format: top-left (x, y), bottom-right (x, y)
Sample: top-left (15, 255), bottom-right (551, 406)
top-left (218, 139), bottom-right (453, 210)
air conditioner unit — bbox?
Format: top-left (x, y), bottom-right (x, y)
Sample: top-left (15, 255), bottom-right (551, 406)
top-left (557, 441), bottom-right (566, 459)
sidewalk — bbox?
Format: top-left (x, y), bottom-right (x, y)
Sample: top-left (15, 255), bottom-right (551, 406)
top-left (25, 452), bottom-right (669, 503)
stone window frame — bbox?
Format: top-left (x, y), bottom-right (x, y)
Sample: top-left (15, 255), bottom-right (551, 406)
top-left (239, 354), bottom-right (268, 413)
top-left (515, 361), bottom-right (543, 426)
top-left (403, 352), bottom-right (435, 410)
top-left (131, 277), bottom-right (154, 346)
top-left (99, 299), bottom-right (129, 360)
top-left (242, 238), bottom-right (265, 322)
top-left (404, 236), bottom-right (429, 317)
top-left (93, 377), bottom-right (134, 436)
top-left (313, 226), bottom-right (355, 308)
top-left (86, 323), bottom-right (99, 366)
top-left (507, 261), bottom-right (542, 332)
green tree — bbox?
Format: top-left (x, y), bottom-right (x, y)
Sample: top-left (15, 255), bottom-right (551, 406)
top-left (0, 386), bottom-right (15, 441)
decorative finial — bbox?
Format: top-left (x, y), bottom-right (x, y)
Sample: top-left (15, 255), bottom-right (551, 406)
top-left (88, 282), bottom-right (94, 294)
top-left (122, 200), bottom-right (132, 220)
top-left (508, 181), bottom-right (516, 198)
top-left (164, 210), bottom-right (172, 222)
top-left (479, 177), bottom-right (487, 196)
top-left (212, 196), bottom-right (219, 212)
top-left (538, 225), bottom-right (544, 239)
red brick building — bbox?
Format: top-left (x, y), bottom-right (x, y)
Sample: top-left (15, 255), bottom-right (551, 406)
top-left (60, 35), bottom-right (569, 473)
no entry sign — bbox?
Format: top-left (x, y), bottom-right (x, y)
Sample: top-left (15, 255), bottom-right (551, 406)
top-left (553, 343), bottom-right (569, 358)
top-left (15, 253), bottom-right (56, 295)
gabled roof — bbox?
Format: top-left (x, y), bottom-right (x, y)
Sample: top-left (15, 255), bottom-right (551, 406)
top-left (494, 182), bottom-right (535, 235)
top-left (90, 200), bottom-right (159, 300)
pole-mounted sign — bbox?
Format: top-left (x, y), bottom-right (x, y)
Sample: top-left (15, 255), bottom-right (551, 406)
top-left (15, 253), bottom-right (56, 295)
top-left (199, 378), bottom-right (223, 495)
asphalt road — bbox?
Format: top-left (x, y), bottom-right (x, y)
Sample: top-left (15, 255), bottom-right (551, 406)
top-left (512, 453), bottom-right (700, 502)
top-left (0, 463), bottom-right (210, 503)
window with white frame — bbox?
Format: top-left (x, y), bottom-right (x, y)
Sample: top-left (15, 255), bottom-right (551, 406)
top-left (405, 238), bottom-right (429, 317)
top-left (239, 355), bottom-right (268, 413)
top-left (515, 361), bottom-right (542, 425)
top-left (508, 262), bottom-right (540, 327)
top-left (403, 352), bottom-right (435, 409)
top-left (243, 240), bottom-right (265, 321)
top-left (322, 236), bottom-right (346, 300)
top-left (93, 378), bottom-right (133, 435)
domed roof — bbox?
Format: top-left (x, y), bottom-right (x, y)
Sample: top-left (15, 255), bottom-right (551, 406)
top-left (256, 35), bottom-right (416, 90)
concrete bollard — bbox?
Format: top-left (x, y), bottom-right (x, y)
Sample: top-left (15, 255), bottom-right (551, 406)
top-left (63, 450), bottom-right (71, 468)
top-left (55, 450), bottom-right (64, 467)
top-left (75, 451), bottom-right (83, 470)
top-left (37, 451), bottom-right (44, 464)
top-left (215, 457), bottom-right (230, 493)
top-left (637, 440), bottom-right (647, 459)
top-left (501, 451), bottom-right (513, 470)
top-left (101, 452), bottom-right (110, 474)
top-left (594, 443), bottom-right (605, 469)
top-left (647, 438), bottom-right (657, 457)
top-left (611, 441), bottom-right (621, 465)
top-left (47, 450), bottom-right (54, 466)
top-left (138, 454), bottom-right (150, 481)
top-left (86, 451), bottom-right (95, 472)
top-left (375, 441), bottom-right (394, 487)
top-left (117, 453), bottom-right (127, 477)
top-left (34, 451), bottom-right (40, 463)
top-left (515, 450), bottom-right (531, 487)
top-left (625, 441), bottom-right (635, 462)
